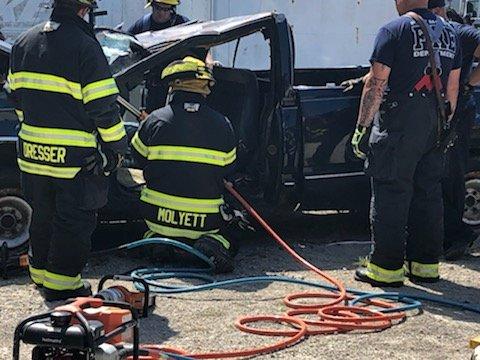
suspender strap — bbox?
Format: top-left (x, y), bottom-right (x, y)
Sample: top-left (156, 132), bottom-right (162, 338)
top-left (408, 12), bottom-right (447, 139)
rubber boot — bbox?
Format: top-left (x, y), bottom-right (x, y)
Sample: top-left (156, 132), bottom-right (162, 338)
top-left (42, 280), bottom-right (92, 302)
top-left (194, 236), bottom-right (234, 274)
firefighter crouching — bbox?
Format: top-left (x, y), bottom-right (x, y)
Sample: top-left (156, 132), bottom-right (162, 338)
top-left (6, 0), bottom-right (128, 301)
top-left (131, 57), bottom-right (239, 273)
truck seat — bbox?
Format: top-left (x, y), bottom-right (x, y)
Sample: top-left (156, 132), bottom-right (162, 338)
top-left (208, 67), bottom-right (260, 170)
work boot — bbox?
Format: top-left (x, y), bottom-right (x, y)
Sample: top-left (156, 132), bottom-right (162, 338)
top-left (42, 280), bottom-right (92, 302)
top-left (404, 261), bottom-right (440, 284)
top-left (354, 267), bottom-right (404, 288)
top-left (444, 232), bottom-right (478, 261)
top-left (194, 236), bottom-right (234, 274)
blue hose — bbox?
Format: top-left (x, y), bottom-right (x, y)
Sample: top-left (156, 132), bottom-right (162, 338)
top-left (125, 238), bottom-right (480, 315)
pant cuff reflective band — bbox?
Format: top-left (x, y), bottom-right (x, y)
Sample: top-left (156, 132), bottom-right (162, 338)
top-left (43, 271), bottom-right (83, 291)
top-left (29, 265), bottom-right (45, 285)
top-left (405, 261), bottom-right (439, 279)
top-left (205, 234), bottom-right (230, 250)
top-left (366, 262), bottom-right (405, 283)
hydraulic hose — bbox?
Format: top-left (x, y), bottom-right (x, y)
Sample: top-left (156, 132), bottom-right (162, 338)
top-left (122, 182), bottom-right (479, 359)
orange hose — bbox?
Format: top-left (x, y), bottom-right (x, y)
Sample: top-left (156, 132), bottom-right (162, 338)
top-left (134, 182), bottom-right (410, 359)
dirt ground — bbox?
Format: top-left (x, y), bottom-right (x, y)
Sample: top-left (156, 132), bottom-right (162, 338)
top-left (1, 214), bottom-right (479, 360)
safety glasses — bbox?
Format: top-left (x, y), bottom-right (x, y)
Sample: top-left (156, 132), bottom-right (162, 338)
top-left (152, 3), bottom-right (174, 12)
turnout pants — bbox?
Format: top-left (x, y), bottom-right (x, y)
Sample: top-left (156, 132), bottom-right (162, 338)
top-left (442, 92), bottom-right (476, 247)
top-left (366, 94), bottom-right (444, 280)
top-left (25, 173), bottom-right (107, 291)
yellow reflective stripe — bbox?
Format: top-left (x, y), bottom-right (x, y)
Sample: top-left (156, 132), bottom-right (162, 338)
top-left (8, 71), bottom-right (82, 99)
top-left (29, 266), bottom-right (45, 285)
top-left (43, 271), bottom-right (82, 291)
top-left (131, 132), bottom-right (148, 158)
top-left (366, 262), bottom-right (404, 283)
top-left (145, 220), bottom-right (219, 240)
top-left (19, 123), bottom-right (97, 148)
top-left (97, 121), bottom-right (126, 143)
top-left (18, 159), bottom-right (81, 179)
top-left (141, 187), bottom-right (223, 213)
top-left (224, 148), bottom-right (236, 166)
top-left (207, 234), bottom-right (230, 250)
top-left (82, 78), bottom-right (119, 104)
top-left (147, 145), bottom-right (236, 167)
top-left (406, 262), bottom-right (439, 279)
top-left (15, 109), bottom-right (24, 122)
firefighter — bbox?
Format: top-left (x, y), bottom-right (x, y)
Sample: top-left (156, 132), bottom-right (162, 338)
top-left (6, 0), bottom-right (128, 301)
top-left (127, 0), bottom-right (189, 35)
top-left (128, 1), bottom-right (191, 114)
top-left (351, 0), bottom-right (462, 286)
top-left (131, 56), bottom-right (238, 273)
top-left (429, 0), bottom-right (480, 260)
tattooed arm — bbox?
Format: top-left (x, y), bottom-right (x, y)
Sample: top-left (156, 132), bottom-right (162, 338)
top-left (356, 62), bottom-right (391, 128)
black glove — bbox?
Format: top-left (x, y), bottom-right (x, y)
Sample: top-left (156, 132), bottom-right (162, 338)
top-left (220, 203), bottom-right (255, 232)
top-left (83, 149), bottom-right (121, 176)
top-left (100, 148), bottom-right (122, 175)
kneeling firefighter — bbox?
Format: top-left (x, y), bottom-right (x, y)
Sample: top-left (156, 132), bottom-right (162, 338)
top-left (131, 56), bottom-right (239, 273)
top-left (7, 0), bottom-right (128, 300)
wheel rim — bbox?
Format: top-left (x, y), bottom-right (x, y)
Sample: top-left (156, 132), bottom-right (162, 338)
top-left (0, 196), bottom-right (32, 249)
top-left (463, 179), bottom-right (480, 226)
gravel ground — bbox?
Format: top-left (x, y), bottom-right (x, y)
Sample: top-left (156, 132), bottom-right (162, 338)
top-left (1, 214), bottom-right (479, 359)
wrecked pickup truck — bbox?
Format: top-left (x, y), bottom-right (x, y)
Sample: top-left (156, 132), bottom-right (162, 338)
top-left (1, 12), bottom-right (480, 260)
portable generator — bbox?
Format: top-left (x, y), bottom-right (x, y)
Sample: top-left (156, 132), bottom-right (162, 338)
top-left (13, 296), bottom-right (140, 360)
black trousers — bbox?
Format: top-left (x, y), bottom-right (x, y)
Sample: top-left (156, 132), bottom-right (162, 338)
top-left (366, 94), bottom-right (444, 270)
top-left (25, 173), bottom-right (107, 279)
top-left (442, 93), bottom-right (476, 246)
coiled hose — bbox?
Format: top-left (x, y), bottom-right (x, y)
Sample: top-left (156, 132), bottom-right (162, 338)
top-left (121, 182), bottom-right (479, 359)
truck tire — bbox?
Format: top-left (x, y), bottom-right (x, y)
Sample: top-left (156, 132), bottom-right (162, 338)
top-left (0, 170), bottom-right (31, 267)
top-left (463, 172), bottom-right (480, 227)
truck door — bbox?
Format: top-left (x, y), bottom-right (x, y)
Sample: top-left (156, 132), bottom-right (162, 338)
top-left (296, 83), bottom-right (371, 211)
top-left (262, 18), bottom-right (304, 210)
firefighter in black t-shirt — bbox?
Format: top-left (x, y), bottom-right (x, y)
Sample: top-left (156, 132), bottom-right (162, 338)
top-left (351, 0), bottom-right (462, 287)
top-left (429, 0), bottom-right (480, 260)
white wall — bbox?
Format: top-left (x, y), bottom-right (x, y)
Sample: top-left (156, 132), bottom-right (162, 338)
top-left (0, 0), bottom-right (397, 68)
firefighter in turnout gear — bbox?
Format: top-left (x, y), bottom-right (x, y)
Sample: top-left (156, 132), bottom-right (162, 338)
top-left (352, 0), bottom-right (462, 286)
top-left (7, 0), bottom-right (128, 301)
top-left (131, 57), bottom-right (238, 273)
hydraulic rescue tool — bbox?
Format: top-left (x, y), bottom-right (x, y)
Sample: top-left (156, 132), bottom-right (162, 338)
top-left (96, 274), bottom-right (156, 318)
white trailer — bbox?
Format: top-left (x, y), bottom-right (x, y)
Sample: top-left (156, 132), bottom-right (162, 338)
top-left (2, 0), bottom-right (473, 68)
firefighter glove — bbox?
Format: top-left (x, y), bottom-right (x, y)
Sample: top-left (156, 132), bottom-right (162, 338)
top-left (100, 149), bottom-right (122, 176)
top-left (220, 203), bottom-right (255, 232)
top-left (351, 125), bottom-right (368, 160)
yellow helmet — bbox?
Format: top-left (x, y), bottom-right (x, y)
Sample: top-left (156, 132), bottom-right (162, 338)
top-left (162, 56), bottom-right (215, 85)
top-left (145, 0), bottom-right (180, 8)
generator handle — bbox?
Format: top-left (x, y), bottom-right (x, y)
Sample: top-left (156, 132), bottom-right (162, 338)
top-left (12, 311), bottom-right (54, 360)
